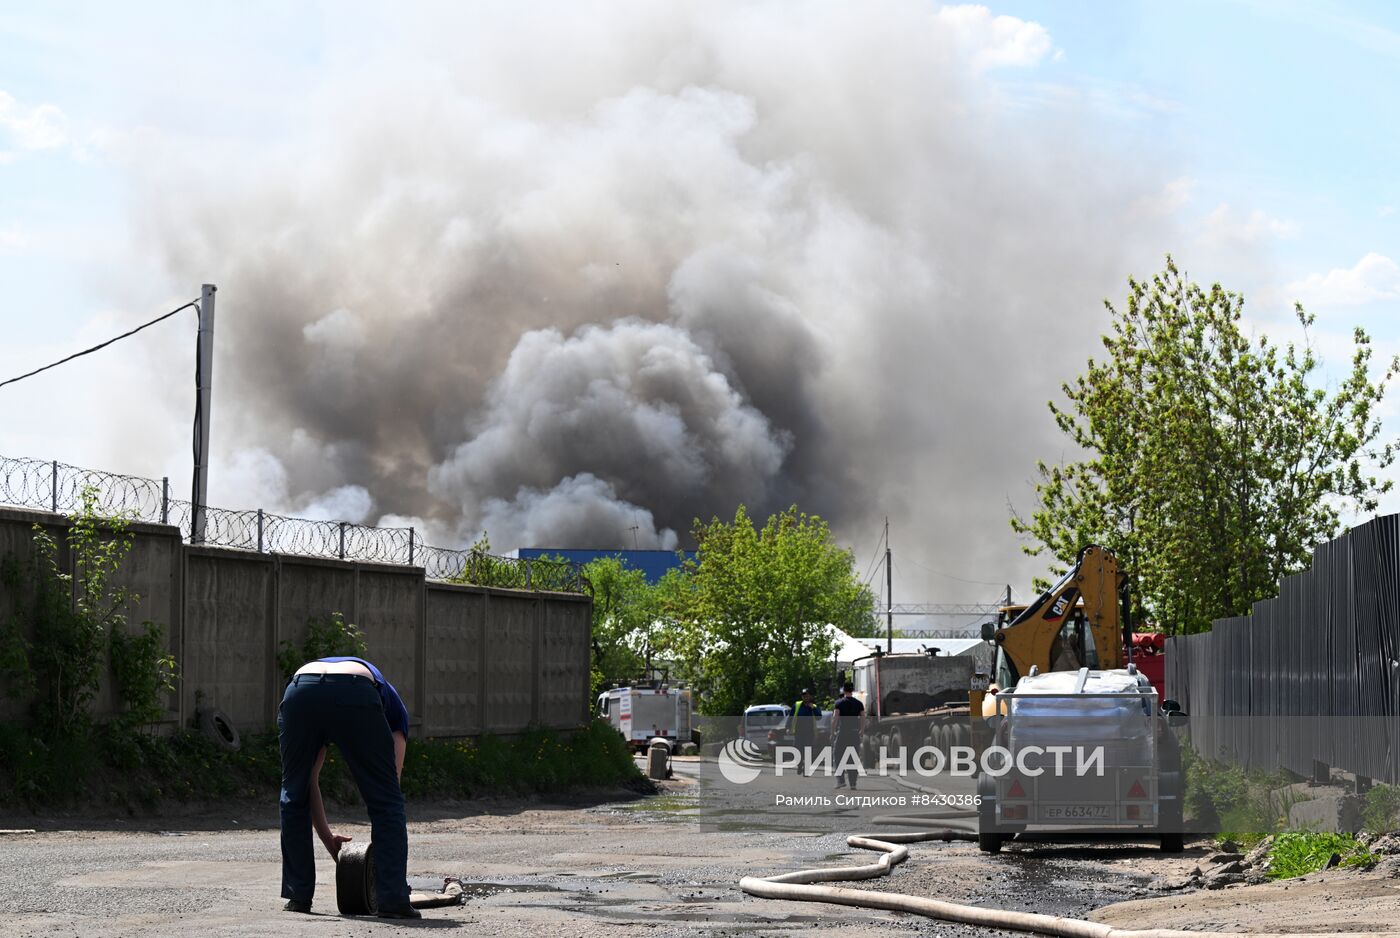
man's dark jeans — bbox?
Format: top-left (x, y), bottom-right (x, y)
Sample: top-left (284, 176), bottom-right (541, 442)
top-left (833, 734), bottom-right (861, 787)
top-left (794, 733), bottom-right (815, 773)
top-left (278, 673), bottom-right (409, 909)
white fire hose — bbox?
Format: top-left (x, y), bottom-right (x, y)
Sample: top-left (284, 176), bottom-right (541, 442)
top-left (738, 809), bottom-right (1399, 938)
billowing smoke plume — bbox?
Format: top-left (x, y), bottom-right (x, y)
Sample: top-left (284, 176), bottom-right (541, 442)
top-left (133, 0), bottom-right (1176, 580)
top-left (431, 319), bottom-right (789, 546)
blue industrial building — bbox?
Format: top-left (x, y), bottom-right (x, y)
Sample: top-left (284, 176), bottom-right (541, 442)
top-left (509, 548), bottom-right (695, 584)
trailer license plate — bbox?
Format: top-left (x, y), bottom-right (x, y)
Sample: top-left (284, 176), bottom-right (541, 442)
top-left (1042, 805), bottom-right (1110, 819)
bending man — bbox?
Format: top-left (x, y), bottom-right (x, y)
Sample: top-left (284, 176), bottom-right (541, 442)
top-left (278, 655), bottom-right (418, 919)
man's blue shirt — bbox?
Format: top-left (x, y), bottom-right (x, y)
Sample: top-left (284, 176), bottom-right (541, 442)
top-left (318, 657), bottom-right (411, 735)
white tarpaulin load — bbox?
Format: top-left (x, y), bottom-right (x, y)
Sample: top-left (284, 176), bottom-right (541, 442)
top-left (1007, 669), bottom-right (1155, 748)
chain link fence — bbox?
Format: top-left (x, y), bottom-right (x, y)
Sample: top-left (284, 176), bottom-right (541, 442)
top-left (0, 454), bottom-right (585, 593)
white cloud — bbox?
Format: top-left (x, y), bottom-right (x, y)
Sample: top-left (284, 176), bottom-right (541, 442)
top-left (1380, 205), bottom-right (1396, 219)
top-left (1198, 202), bottom-right (1299, 247)
top-left (0, 90), bottom-right (69, 153)
top-left (935, 4), bottom-right (1056, 71)
top-left (1285, 253), bottom-right (1400, 307)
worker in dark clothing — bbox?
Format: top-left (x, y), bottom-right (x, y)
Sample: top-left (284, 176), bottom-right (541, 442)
top-left (790, 689), bottom-right (822, 775)
top-left (831, 682), bottom-right (865, 790)
top-left (278, 655), bottom-right (419, 919)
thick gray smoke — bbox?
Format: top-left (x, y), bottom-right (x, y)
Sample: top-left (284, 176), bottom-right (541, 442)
top-left (135, 1), bottom-right (1176, 584)
top-left (431, 319), bottom-right (789, 547)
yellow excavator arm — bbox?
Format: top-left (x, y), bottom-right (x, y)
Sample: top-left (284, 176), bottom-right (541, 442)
top-left (993, 544), bottom-right (1126, 681)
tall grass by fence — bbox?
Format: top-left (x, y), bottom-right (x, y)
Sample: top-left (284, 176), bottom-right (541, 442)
top-left (0, 453), bottom-right (584, 592)
top-left (1166, 514), bottom-right (1400, 785)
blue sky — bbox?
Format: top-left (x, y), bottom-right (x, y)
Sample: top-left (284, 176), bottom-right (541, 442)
top-left (993, 0), bottom-right (1399, 320)
top-left (1, 1), bottom-right (1398, 594)
top-left (4, 1), bottom-right (1395, 336)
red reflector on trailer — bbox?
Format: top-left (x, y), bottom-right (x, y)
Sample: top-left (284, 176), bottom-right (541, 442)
top-left (1007, 779), bottom-right (1026, 798)
top-left (1127, 779), bottom-right (1147, 799)
top-left (1126, 805), bottom-right (1142, 820)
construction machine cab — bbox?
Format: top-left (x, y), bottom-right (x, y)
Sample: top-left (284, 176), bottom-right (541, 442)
top-left (984, 545), bottom-right (1127, 702)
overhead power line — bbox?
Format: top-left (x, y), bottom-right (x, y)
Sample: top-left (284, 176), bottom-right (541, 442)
top-left (897, 551), bottom-right (1009, 588)
top-left (0, 299), bottom-right (200, 390)
top-left (860, 524), bottom-right (887, 587)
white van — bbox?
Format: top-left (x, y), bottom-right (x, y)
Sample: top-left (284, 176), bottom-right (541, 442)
top-left (597, 684), bottom-right (693, 752)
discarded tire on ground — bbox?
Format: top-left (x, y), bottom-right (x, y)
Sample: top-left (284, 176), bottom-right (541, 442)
top-left (198, 708), bottom-right (240, 752)
top-left (336, 841), bottom-right (377, 916)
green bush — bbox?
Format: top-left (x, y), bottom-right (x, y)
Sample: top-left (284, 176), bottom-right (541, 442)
top-left (400, 720), bottom-right (640, 798)
top-left (0, 489), bottom-right (181, 741)
top-left (1364, 784), bottom-right (1400, 834)
top-left (276, 612), bottom-right (367, 682)
top-left (1184, 748), bottom-right (1299, 839)
top-left (109, 621), bottom-right (178, 729)
top-left (1267, 832), bottom-right (1374, 879)
top-left (0, 718), bottom-right (639, 811)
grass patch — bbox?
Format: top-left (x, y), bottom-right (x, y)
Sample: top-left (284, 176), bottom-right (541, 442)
top-left (398, 720), bottom-right (642, 799)
top-left (1266, 832), bottom-right (1375, 879)
top-left (1363, 783), bottom-right (1400, 834)
top-left (0, 719), bottom-right (640, 812)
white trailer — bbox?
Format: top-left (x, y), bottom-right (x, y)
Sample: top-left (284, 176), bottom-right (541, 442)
top-left (977, 666), bottom-right (1185, 853)
top-left (597, 684), bottom-right (693, 752)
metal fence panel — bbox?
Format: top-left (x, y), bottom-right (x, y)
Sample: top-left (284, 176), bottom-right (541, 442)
top-left (1166, 514), bottom-right (1400, 784)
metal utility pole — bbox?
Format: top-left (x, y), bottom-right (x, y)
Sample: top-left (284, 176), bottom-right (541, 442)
top-left (191, 284), bottom-right (216, 544)
top-left (885, 517), bottom-right (893, 654)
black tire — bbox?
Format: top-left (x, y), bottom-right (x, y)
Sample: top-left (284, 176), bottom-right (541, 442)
top-left (918, 728), bottom-right (940, 772)
top-left (977, 771), bottom-right (1000, 850)
top-left (336, 841), bottom-right (377, 915)
top-left (199, 708), bottom-right (240, 752)
top-left (889, 727), bottom-right (907, 771)
top-left (1158, 770), bottom-right (1184, 845)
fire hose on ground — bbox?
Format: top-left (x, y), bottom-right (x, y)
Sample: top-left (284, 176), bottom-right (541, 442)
top-left (737, 809), bottom-right (1400, 938)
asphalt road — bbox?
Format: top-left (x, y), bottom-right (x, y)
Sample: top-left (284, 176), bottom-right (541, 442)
top-left (0, 758), bottom-right (1207, 938)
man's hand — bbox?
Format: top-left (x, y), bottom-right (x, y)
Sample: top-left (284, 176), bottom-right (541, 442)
top-left (324, 833), bottom-right (353, 859)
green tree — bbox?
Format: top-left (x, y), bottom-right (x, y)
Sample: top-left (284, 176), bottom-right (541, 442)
top-left (1014, 258), bottom-right (1396, 634)
top-left (275, 612), bottom-right (368, 682)
top-left (660, 505), bottom-right (875, 714)
top-left (449, 535), bottom-right (580, 592)
top-left (582, 556), bottom-right (657, 697)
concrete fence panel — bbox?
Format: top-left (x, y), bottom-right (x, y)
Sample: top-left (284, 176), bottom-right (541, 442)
top-left (182, 547), bottom-right (275, 728)
top-left (0, 506), bottom-right (592, 739)
top-left (423, 583), bottom-right (485, 737)
top-left (483, 592), bottom-right (538, 734)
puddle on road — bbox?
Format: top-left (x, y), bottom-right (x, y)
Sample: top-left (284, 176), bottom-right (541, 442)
top-left (967, 844), bottom-right (1160, 916)
top-left (511, 895), bottom-right (832, 926)
top-left (613, 795), bottom-right (701, 817)
top-left (596, 870), bottom-right (660, 881)
top-left (411, 876), bottom-right (564, 901)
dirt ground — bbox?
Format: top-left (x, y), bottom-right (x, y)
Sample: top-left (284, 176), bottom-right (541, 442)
top-left (1092, 866), bottom-right (1400, 934)
top-left (0, 766), bottom-right (1395, 937)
